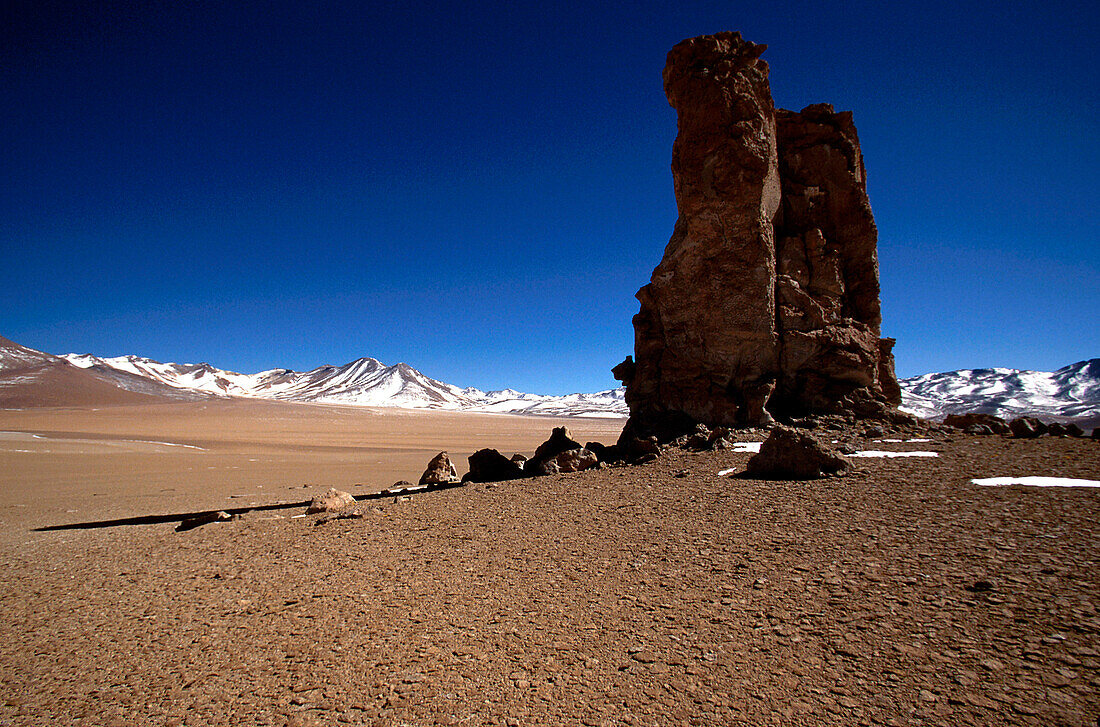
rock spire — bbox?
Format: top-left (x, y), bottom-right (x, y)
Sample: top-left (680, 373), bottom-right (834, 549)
top-left (616, 32), bottom-right (900, 437)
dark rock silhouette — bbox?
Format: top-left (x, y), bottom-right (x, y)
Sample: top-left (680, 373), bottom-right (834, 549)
top-left (464, 448), bottom-right (525, 483)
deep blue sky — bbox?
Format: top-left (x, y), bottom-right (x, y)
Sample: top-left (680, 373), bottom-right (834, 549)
top-left (3, 1), bottom-right (1097, 394)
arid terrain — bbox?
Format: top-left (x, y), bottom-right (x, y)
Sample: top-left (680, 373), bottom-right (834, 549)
top-left (0, 400), bottom-right (625, 532)
top-left (0, 403), bottom-right (1097, 726)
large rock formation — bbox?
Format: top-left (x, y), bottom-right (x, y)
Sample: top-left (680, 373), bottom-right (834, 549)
top-left (616, 32), bottom-right (900, 438)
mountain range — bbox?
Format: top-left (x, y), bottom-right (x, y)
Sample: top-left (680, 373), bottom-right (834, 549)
top-left (2, 336), bottom-right (1097, 426)
top-left (0, 335), bottom-right (625, 417)
top-left (898, 359), bottom-right (1100, 428)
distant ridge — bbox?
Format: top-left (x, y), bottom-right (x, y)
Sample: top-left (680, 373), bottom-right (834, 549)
top-left (4, 336), bottom-right (1097, 425)
top-left (899, 359), bottom-right (1100, 429)
top-left (59, 350), bottom-right (627, 417)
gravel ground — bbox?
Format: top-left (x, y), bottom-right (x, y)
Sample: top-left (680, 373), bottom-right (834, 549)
top-left (0, 431), bottom-right (1097, 726)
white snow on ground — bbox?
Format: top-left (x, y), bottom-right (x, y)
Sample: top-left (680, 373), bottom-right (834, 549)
top-left (971, 477), bottom-right (1100, 488)
top-left (850, 451), bottom-right (940, 458)
top-left (730, 442), bottom-right (762, 453)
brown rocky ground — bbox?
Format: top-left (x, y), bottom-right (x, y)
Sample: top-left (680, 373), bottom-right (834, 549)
top-left (0, 413), bottom-right (1097, 726)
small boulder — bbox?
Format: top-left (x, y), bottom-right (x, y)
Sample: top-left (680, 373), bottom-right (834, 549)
top-left (943, 413), bottom-right (1010, 435)
top-left (465, 448), bottom-right (525, 483)
top-left (535, 448), bottom-right (599, 475)
top-left (584, 441), bottom-right (621, 463)
top-left (1046, 422), bottom-right (1083, 437)
top-left (510, 453), bottom-right (528, 466)
top-left (419, 451), bottom-right (459, 485)
top-left (306, 488), bottom-right (356, 514)
top-left (745, 426), bottom-right (850, 480)
top-left (964, 424), bottom-right (994, 436)
top-left (1092, 427), bottom-right (1100, 440)
top-left (525, 427), bottom-right (584, 474)
top-left (1009, 417), bottom-right (1045, 438)
top-left (684, 432), bottom-right (711, 450)
top-left (622, 435), bottom-right (661, 463)
top-left (532, 427), bottom-right (583, 461)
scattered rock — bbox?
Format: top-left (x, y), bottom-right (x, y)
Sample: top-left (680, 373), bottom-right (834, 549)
top-left (622, 436), bottom-right (661, 462)
top-left (584, 441), bottom-right (621, 463)
top-left (684, 432), bottom-right (711, 450)
top-left (525, 427), bottom-right (584, 474)
top-left (419, 452), bottom-right (459, 485)
top-left (510, 453), bottom-right (528, 466)
top-left (535, 448), bottom-right (599, 475)
top-left (943, 413), bottom-right (1010, 435)
top-left (464, 448), bottom-right (525, 483)
top-left (745, 426), bottom-right (849, 479)
top-left (1009, 417), bottom-right (1046, 439)
top-left (533, 427), bottom-right (583, 461)
top-left (306, 488), bottom-right (356, 514)
top-left (1047, 422), bottom-right (1085, 438)
top-left (964, 424), bottom-right (994, 436)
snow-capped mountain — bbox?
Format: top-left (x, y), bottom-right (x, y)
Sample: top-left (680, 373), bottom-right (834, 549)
top-left (899, 359), bottom-right (1100, 424)
top-left (10, 334), bottom-right (1097, 424)
top-left (1, 336), bottom-right (208, 407)
top-left (62, 351), bottom-right (628, 417)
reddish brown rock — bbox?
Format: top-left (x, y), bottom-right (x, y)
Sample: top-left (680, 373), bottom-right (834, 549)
top-left (745, 426), bottom-right (849, 479)
top-left (535, 448), bottom-right (599, 475)
top-left (620, 32), bottom-right (781, 434)
top-left (944, 413), bottom-right (1010, 435)
top-left (617, 32), bottom-right (901, 436)
top-left (306, 488), bottom-right (356, 514)
top-left (772, 104), bottom-right (900, 418)
top-left (418, 452), bottom-right (459, 485)
top-left (1009, 416), bottom-right (1046, 438)
top-left (525, 427), bottom-right (585, 474)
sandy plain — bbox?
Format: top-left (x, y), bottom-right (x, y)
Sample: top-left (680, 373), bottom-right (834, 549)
top-left (0, 400), bottom-right (625, 534)
top-left (0, 403), bottom-right (1097, 726)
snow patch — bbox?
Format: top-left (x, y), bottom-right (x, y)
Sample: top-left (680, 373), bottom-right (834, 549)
top-left (971, 476), bottom-right (1100, 489)
top-left (850, 451), bottom-right (939, 458)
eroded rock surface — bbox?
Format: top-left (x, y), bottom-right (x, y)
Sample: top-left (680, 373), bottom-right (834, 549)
top-left (745, 426), bottom-right (849, 479)
top-left (418, 452), bottom-right (459, 485)
top-left (617, 32), bottom-right (900, 437)
top-left (306, 488), bottom-right (356, 514)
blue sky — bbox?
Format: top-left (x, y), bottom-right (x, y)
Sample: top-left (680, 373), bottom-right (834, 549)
top-left (2, 1), bottom-right (1097, 394)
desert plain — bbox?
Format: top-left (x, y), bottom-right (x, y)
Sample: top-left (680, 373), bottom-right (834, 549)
top-left (0, 401), bottom-right (1098, 726)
